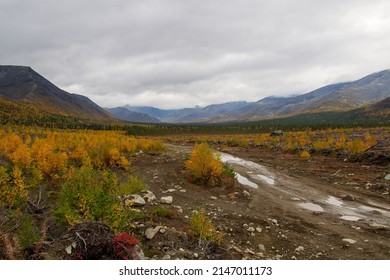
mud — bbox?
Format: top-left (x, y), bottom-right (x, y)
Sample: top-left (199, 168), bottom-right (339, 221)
top-left (129, 144), bottom-right (390, 260)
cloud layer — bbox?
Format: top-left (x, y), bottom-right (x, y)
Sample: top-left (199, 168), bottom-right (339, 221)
top-left (1, 0), bottom-right (390, 108)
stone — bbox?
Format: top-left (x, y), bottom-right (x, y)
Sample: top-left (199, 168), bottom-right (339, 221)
top-left (369, 223), bottom-right (389, 230)
top-left (342, 238), bottom-right (357, 244)
top-left (272, 219), bottom-right (278, 225)
top-left (125, 194), bottom-right (146, 207)
top-left (145, 226), bottom-right (163, 240)
top-left (231, 245), bottom-right (242, 253)
top-left (163, 189), bottom-right (176, 193)
top-left (142, 190), bottom-right (156, 202)
top-left (244, 249), bottom-right (255, 255)
top-left (210, 196), bottom-right (218, 200)
top-left (160, 196), bottom-right (173, 204)
top-left (65, 245), bottom-right (72, 255)
top-left (243, 190), bottom-right (251, 198)
top-left (258, 244), bottom-right (266, 252)
top-left (342, 194), bottom-right (355, 201)
top-left (256, 227), bottom-right (262, 233)
top-left (384, 174), bottom-right (390, 180)
top-left (193, 253), bottom-right (199, 258)
top-left (162, 255), bottom-right (171, 260)
top-left (247, 227), bottom-right (255, 232)
top-left (295, 246), bottom-right (305, 252)
top-left (130, 245), bottom-right (145, 260)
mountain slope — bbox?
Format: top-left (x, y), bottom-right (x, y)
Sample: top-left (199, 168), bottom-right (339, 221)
top-left (106, 107), bottom-right (161, 123)
top-left (0, 65), bottom-right (116, 121)
top-left (124, 69), bottom-right (390, 123)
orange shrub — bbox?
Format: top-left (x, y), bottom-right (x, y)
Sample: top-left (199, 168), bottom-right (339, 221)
top-left (185, 143), bottom-right (223, 186)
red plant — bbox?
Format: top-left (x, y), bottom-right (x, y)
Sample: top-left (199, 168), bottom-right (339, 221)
top-left (114, 233), bottom-right (141, 260)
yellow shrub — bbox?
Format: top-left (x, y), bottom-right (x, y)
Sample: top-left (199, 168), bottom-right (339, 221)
top-left (9, 143), bottom-right (31, 167)
top-left (300, 150), bottom-right (311, 159)
top-left (185, 143), bottom-right (223, 186)
top-left (190, 210), bottom-right (222, 245)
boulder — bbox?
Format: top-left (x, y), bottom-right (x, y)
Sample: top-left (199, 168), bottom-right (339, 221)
top-left (145, 226), bottom-right (163, 240)
top-left (142, 190), bottom-right (156, 202)
top-left (342, 238), bottom-right (357, 244)
top-left (342, 194), bottom-right (355, 201)
top-left (160, 196), bottom-right (173, 204)
top-left (369, 223), bottom-right (389, 230)
top-left (125, 194), bottom-right (146, 207)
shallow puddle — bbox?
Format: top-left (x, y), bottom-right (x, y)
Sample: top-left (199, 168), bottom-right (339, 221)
top-left (299, 202), bottom-right (325, 212)
top-left (235, 173), bottom-right (259, 189)
top-left (326, 196), bottom-right (343, 207)
top-left (340, 215), bottom-right (361, 221)
top-left (257, 175), bottom-right (275, 185)
top-left (220, 152), bottom-right (275, 186)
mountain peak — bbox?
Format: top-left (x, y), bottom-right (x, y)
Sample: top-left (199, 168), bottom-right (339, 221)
top-left (0, 65), bottom-right (115, 121)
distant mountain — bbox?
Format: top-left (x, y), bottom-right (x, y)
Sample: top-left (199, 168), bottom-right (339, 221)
top-left (0, 65), bottom-right (116, 121)
top-left (106, 107), bottom-right (161, 123)
top-left (125, 69), bottom-right (390, 123)
top-left (125, 101), bottom-right (248, 123)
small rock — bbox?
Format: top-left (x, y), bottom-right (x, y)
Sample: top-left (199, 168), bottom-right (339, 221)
top-left (145, 226), bottom-right (163, 240)
top-left (342, 238), bottom-right (357, 244)
top-left (179, 248), bottom-right (185, 253)
top-left (256, 227), bottom-right (262, 233)
top-left (291, 197), bottom-right (301, 201)
top-left (295, 246), bottom-right (304, 252)
top-left (247, 227), bottom-right (256, 232)
top-left (272, 219), bottom-right (278, 225)
top-left (231, 245), bottom-right (242, 253)
top-left (384, 174), bottom-right (390, 180)
top-left (193, 253), bottom-right (199, 258)
top-left (142, 190), bottom-right (157, 202)
top-left (180, 189), bottom-right (187, 193)
top-left (258, 244), bottom-right (266, 252)
top-left (342, 195), bottom-right (355, 201)
top-left (244, 249), bottom-right (255, 255)
top-left (243, 190), bottom-right (251, 198)
top-left (159, 228), bottom-right (166, 234)
top-left (369, 223), bottom-right (389, 230)
top-left (162, 254), bottom-right (171, 260)
top-left (65, 245), bottom-right (72, 255)
top-left (210, 196), bottom-right (218, 200)
top-left (125, 194), bottom-right (146, 207)
top-left (160, 196), bottom-right (173, 204)
top-left (163, 189), bottom-right (176, 193)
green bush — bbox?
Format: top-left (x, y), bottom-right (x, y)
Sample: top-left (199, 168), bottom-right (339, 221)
top-left (54, 166), bottom-right (133, 231)
top-left (117, 175), bottom-right (148, 196)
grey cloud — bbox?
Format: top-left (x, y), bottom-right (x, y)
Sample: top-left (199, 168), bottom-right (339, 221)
top-left (1, 0), bottom-right (390, 109)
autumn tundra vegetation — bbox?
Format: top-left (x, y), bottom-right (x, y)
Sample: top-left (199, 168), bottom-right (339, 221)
top-left (0, 123), bottom-right (389, 259)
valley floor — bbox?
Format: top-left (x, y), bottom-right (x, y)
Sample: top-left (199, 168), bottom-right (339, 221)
top-left (130, 143), bottom-right (390, 260)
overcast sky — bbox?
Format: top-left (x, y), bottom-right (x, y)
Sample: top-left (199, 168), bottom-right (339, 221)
top-left (1, 0), bottom-right (390, 109)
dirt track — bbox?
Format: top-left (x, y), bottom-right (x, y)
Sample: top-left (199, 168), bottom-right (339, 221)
top-left (132, 144), bottom-right (390, 260)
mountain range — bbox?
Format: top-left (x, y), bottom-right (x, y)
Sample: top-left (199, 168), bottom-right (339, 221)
top-left (114, 69), bottom-right (390, 123)
top-left (1, 65), bottom-right (389, 125)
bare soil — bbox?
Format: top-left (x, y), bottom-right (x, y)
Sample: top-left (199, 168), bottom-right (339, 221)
top-left (130, 143), bottom-right (390, 260)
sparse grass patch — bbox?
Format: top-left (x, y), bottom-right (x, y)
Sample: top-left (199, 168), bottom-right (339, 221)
top-left (190, 210), bottom-right (222, 245)
top-left (151, 205), bottom-right (175, 218)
